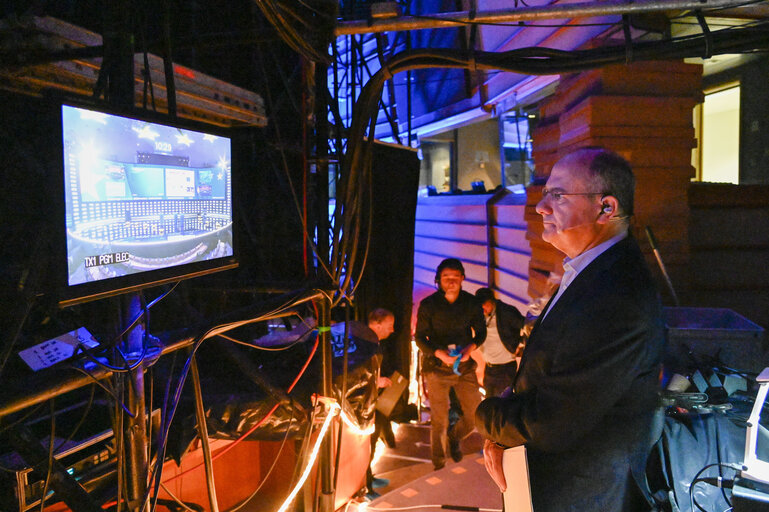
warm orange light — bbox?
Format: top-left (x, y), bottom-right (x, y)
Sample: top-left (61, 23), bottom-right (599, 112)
top-left (174, 65), bottom-right (196, 80)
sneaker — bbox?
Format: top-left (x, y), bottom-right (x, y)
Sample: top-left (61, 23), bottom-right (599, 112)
top-left (371, 477), bottom-right (390, 489)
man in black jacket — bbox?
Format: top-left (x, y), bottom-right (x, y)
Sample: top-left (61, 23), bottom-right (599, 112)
top-left (474, 288), bottom-right (525, 397)
top-left (475, 147), bottom-right (665, 511)
top-left (416, 258), bottom-right (486, 470)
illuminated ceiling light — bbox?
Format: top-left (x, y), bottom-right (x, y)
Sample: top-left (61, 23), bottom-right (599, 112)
top-left (276, 400), bottom-right (340, 512)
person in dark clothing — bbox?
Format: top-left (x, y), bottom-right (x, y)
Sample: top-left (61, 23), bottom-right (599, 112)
top-left (474, 288), bottom-right (525, 398)
top-left (415, 258), bottom-right (486, 470)
top-left (475, 147), bottom-right (665, 511)
top-left (364, 308), bottom-right (396, 497)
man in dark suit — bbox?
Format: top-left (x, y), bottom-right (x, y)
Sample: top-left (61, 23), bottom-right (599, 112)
top-left (475, 147), bottom-right (665, 511)
top-left (474, 287), bottom-right (525, 397)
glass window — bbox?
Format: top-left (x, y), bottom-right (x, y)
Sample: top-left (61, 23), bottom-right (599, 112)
top-left (500, 112), bottom-right (535, 187)
top-left (419, 141), bottom-right (453, 193)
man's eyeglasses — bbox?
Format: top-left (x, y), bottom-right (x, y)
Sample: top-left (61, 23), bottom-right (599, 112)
top-left (541, 188), bottom-right (604, 202)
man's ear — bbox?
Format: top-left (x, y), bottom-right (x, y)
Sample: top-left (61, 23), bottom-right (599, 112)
top-left (597, 195), bottom-right (621, 223)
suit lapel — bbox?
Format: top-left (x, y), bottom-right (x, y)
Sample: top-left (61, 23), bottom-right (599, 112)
top-left (515, 238), bottom-right (633, 385)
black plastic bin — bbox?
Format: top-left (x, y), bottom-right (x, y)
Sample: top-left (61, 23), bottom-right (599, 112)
top-left (663, 307), bottom-right (766, 374)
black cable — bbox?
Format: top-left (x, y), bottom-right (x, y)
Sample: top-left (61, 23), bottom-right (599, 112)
top-left (138, 3), bottom-right (156, 112)
top-left (75, 284), bottom-right (176, 374)
top-left (69, 365), bottom-right (135, 418)
top-left (145, 349), bottom-right (177, 508)
top-left (254, 0), bottom-right (336, 63)
top-left (161, 0), bottom-right (177, 118)
top-left (331, 22), bottom-right (769, 309)
top-left (0, 231), bottom-right (47, 379)
top-left (688, 462), bottom-right (740, 512)
top-left (0, 402), bottom-right (45, 438)
top-left (622, 15), bottom-right (634, 64)
top-left (112, 283), bottom-right (178, 347)
top-left (38, 399), bottom-right (55, 512)
top-left (51, 385), bottom-right (97, 455)
top-left (343, 21), bottom-right (769, 196)
top-left (113, 371), bottom-right (126, 512)
top-left (695, 10), bottom-right (713, 59)
top-left (333, 308), bottom-right (351, 489)
top-left (253, 38), bottom-right (335, 281)
top-left (713, 412), bottom-right (734, 508)
top-left (147, 291), bottom-right (322, 512)
top-left (216, 321), bottom-right (315, 351)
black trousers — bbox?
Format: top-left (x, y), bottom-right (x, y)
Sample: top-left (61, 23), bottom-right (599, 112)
top-left (483, 360), bottom-right (517, 398)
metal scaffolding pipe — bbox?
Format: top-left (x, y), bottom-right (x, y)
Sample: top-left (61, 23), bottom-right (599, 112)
top-left (190, 353), bottom-right (220, 512)
top-left (336, 0), bottom-right (748, 35)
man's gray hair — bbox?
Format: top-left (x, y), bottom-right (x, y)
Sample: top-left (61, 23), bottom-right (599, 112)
top-left (578, 147), bottom-right (635, 217)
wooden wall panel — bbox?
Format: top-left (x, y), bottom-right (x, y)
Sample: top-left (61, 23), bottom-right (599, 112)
top-left (688, 183), bottom-right (769, 327)
top-left (541, 62), bottom-right (702, 120)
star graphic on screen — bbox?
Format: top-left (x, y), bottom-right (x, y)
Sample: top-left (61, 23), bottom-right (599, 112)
top-left (176, 132), bottom-right (194, 146)
top-left (217, 155), bottom-right (229, 171)
top-left (203, 133), bottom-right (218, 143)
top-left (217, 171), bottom-right (224, 180)
top-left (133, 125), bottom-right (159, 141)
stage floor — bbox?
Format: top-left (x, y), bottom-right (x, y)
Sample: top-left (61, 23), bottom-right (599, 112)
top-left (347, 422), bottom-right (502, 511)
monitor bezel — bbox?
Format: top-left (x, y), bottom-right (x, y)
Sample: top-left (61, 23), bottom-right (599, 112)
top-left (51, 95), bottom-right (239, 308)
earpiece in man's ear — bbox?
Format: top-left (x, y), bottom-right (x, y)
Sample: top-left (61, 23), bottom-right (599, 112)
top-left (601, 204), bottom-right (612, 214)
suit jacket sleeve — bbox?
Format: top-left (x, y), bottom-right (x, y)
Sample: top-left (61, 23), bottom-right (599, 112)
top-left (475, 241), bottom-right (664, 452)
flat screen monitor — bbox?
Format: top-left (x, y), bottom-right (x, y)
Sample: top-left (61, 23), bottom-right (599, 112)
top-left (56, 101), bottom-right (237, 306)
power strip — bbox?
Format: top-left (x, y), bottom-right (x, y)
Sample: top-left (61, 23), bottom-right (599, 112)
top-left (18, 327), bottom-right (99, 371)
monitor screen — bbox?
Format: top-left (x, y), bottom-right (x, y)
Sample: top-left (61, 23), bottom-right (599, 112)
top-left (58, 103), bottom-right (237, 305)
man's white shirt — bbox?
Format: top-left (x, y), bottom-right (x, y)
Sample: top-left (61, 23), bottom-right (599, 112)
top-left (481, 306), bottom-right (515, 365)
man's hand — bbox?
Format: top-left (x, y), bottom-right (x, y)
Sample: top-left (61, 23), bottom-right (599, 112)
top-left (434, 349), bottom-right (456, 366)
top-left (483, 439), bottom-right (507, 492)
top-left (377, 376), bottom-right (392, 388)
